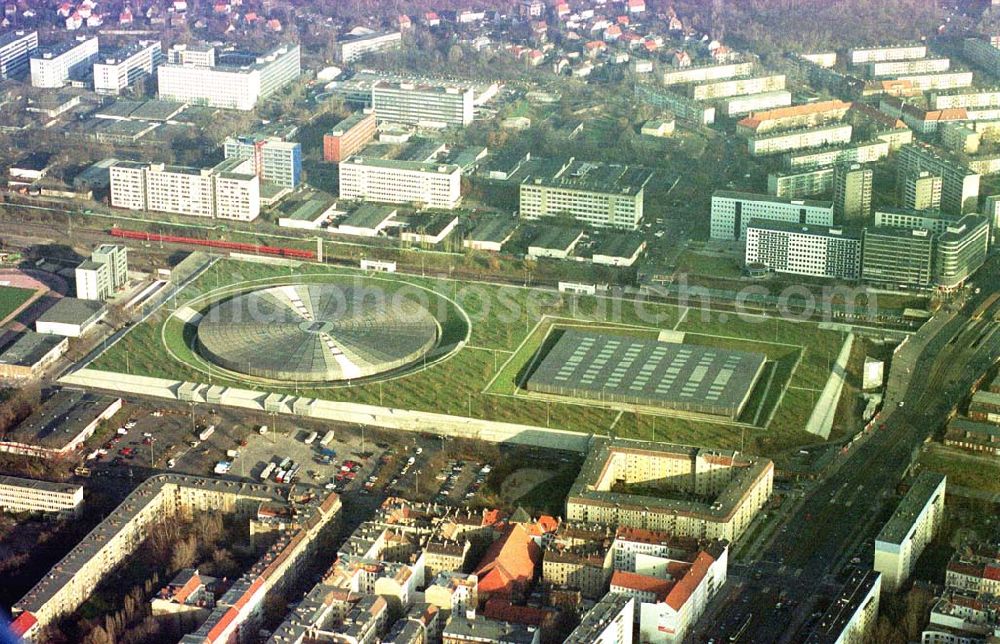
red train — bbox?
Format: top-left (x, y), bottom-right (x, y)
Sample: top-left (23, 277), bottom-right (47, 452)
top-left (110, 228), bottom-right (316, 260)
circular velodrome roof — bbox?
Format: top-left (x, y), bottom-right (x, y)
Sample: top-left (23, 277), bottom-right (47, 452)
top-left (196, 284), bottom-right (439, 382)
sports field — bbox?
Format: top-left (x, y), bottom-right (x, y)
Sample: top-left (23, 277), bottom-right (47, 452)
top-left (0, 285), bottom-right (38, 323)
top-left (88, 259), bottom-right (850, 457)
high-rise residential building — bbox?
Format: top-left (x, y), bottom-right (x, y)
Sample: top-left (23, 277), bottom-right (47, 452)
top-left (75, 244), bottom-right (128, 301)
top-left (93, 40), bottom-right (162, 95)
top-left (901, 171), bottom-right (942, 211)
top-left (223, 135), bottom-right (302, 189)
top-left (110, 159), bottom-right (260, 221)
top-left (565, 594), bottom-right (634, 644)
top-left (0, 30), bottom-right (38, 80)
top-left (833, 163), bottom-right (873, 222)
top-left (861, 227), bottom-right (935, 287)
top-left (157, 43), bottom-right (300, 110)
top-left (874, 472), bottom-right (946, 593)
top-left (710, 190), bottom-right (835, 240)
top-left (874, 207), bottom-right (957, 233)
top-left (323, 111), bottom-right (378, 163)
top-left (748, 124), bottom-right (853, 156)
top-left (335, 31), bottom-right (402, 63)
top-left (519, 159), bottom-right (653, 230)
top-left (804, 570), bottom-right (881, 644)
top-left (934, 214), bottom-right (989, 289)
top-left (848, 44), bottom-right (927, 66)
top-left (338, 156), bottom-right (462, 209)
top-left (768, 166), bottom-right (836, 199)
top-left (745, 220), bottom-right (861, 279)
top-left (786, 139), bottom-right (890, 170)
top-left (371, 81), bottom-right (474, 127)
top-left (30, 35), bottom-right (99, 88)
top-left (896, 143), bottom-right (980, 214)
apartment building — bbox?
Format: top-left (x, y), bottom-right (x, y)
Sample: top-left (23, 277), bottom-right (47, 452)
top-left (519, 159), bottom-right (653, 229)
top-left (566, 438), bottom-right (773, 543)
top-left (786, 140), bottom-right (890, 170)
top-left (661, 60), bottom-right (754, 86)
top-left (11, 475), bottom-right (342, 642)
top-left (920, 589), bottom-right (1000, 644)
top-left (223, 135), bottom-right (302, 189)
top-left (833, 163), bottom-right (873, 222)
top-left (874, 472), bottom-right (946, 593)
top-left (745, 221), bottom-right (861, 279)
top-left (30, 35), bottom-right (99, 88)
top-left (963, 38), bottom-right (1000, 76)
top-left (945, 543), bottom-right (1000, 596)
top-left (737, 100), bottom-right (853, 135)
top-left (861, 227), bottom-right (935, 287)
top-left (424, 572), bottom-right (478, 620)
top-left (768, 166), bottom-right (836, 199)
top-left (931, 88), bottom-right (1000, 110)
top-left (848, 44), bottom-right (927, 65)
top-left (565, 593), bottom-right (635, 644)
top-left (93, 40), bottom-right (162, 95)
top-left (0, 30), bottom-right (38, 80)
top-left (634, 83), bottom-right (716, 125)
top-left (324, 111), bottom-right (378, 163)
top-left (371, 81), bottom-right (474, 127)
top-left (688, 74), bottom-right (786, 101)
top-left (721, 90), bottom-right (792, 118)
top-left (339, 156), bottom-right (462, 209)
top-left (157, 43), bottom-right (300, 110)
top-left (710, 190), bottom-right (835, 240)
top-left (866, 58), bottom-right (950, 78)
top-left (902, 171), bottom-right (943, 211)
top-left (873, 207), bottom-right (956, 233)
top-left (896, 143), bottom-right (980, 214)
top-left (899, 72), bottom-right (974, 92)
top-left (336, 31), bottom-right (402, 63)
top-left (940, 122), bottom-right (981, 154)
top-left (0, 476), bottom-right (83, 517)
top-left (748, 124), bottom-right (853, 156)
top-left (805, 570), bottom-right (881, 644)
top-left (110, 159), bottom-right (260, 221)
top-left (75, 244), bottom-right (128, 301)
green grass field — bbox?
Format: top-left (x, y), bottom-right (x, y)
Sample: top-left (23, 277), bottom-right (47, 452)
top-left (89, 259), bottom-right (849, 457)
top-left (918, 444), bottom-right (1000, 495)
top-left (0, 286), bottom-right (37, 322)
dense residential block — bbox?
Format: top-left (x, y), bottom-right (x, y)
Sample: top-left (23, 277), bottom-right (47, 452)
top-left (896, 143), bottom-right (980, 214)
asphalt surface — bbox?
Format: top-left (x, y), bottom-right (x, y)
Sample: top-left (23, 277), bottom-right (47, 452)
top-left (703, 257), bottom-right (1000, 642)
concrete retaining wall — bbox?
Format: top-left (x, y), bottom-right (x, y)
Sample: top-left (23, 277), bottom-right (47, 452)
top-left (60, 369), bottom-right (592, 452)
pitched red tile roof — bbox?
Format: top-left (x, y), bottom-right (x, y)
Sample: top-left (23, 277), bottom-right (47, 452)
top-left (10, 612), bottom-right (37, 637)
top-left (611, 570), bottom-right (674, 600)
top-left (483, 598), bottom-right (553, 626)
top-left (665, 550), bottom-right (715, 610)
top-left (474, 524), bottom-right (541, 598)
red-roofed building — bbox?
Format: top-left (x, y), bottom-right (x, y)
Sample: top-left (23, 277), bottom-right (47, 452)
top-left (610, 570), bottom-right (674, 603)
top-left (398, 14), bottom-right (412, 30)
top-left (474, 524), bottom-right (542, 604)
top-left (423, 11), bottom-right (440, 27)
top-left (628, 0), bottom-right (646, 13)
top-left (483, 598), bottom-right (556, 627)
top-left (10, 612), bottom-right (37, 639)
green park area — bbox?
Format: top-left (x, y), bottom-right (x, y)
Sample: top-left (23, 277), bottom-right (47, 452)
top-left (89, 259), bottom-right (849, 458)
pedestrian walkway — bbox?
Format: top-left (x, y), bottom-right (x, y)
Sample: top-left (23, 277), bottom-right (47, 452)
top-left (803, 333), bottom-right (854, 439)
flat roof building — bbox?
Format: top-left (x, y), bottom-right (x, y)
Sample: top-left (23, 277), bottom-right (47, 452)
top-left (35, 298), bottom-right (106, 338)
top-left (566, 438), bottom-right (773, 543)
top-left (464, 217), bottom-right (517, 252)
top-left (934, 214), bottom-right (989, 290)
top-left (335, 203), bottom-right (398, 237)
top-left (30, 35), bottom-right (99, 88)
top-left (0, 475), bottom-right (83, 517)
top-left (565, 593), bottom-right (635, 644)
top-left (805, 569), bottom-right (881, 643)
top-left (527, 330), bottom-right (767, 419)
top-left (339, 156), bottom-right (462, 210)
top-left (336, 31), bottom-right (402, 63)
top-left (721, 90), bottom-right (793, 118)
top-left (75, 244), bottom-right (127, 301)
top-left (786, 139), bottom-right (890, 170)
top-left (526, 226), bottom-right (584, 259)
top-left (0, 332), bottom-right (68, 381)
top-left (748, 123), bottom-right (853, 157)
top-left (875, 472), bottom-right (946, 593)
top-left (897, 143), bottom-right (980, 214)
top-left (745, 220), bottom-right (861, 280)
top-left (848, 44), bottom-right (927, 65)
top-left (944, 418), bottom-right (1000, 455)
top-left (687, 75), bottom-right (786, 101)
top-left (662, 60), bottom-right (754, 86)
top-left (592, 233), bottom-right (647, 267)
top-left (157, 43), bottom-right (300, 110)
top-left (324, 111), bottom-right (378, 163)
top-left (223, 134), bottom-right (302, 189)
top-left (768, 166), bottom-right (837, 199)
top-left (520, 158), bottom-right (653, 230)
top-left (0, 30), bottom-right (38, 80)
top-left (93, 40), bottom-right (162, 95)
top-left (0, 390), bottom-right (121, 459)
top-left (372, 80), bottom-right (474, 127)
top-left (634, 83), bottom-right (716, 125)
top-left (710, 190), bottom-right (835, 240)
top-left (834, 163), bottom-right (873, 223)
top-left (861, 226), bottom-right (935, 288)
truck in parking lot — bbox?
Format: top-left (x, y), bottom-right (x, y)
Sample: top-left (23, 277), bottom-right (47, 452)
top-left (304, 431), bottom-right (318, 445)
top-left (320, 430), bottom-right (335, 446)
top-left (198, 425), bottom-right (216, 441)
top-left (260, 462), bottom-right (276, 481)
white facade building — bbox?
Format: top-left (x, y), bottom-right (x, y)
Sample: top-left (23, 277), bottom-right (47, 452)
top-left (0, 30), bottom-right (38, 80)
top-left (710, 191), bottom-right (835, 240)
top-left (371, 81), bottom-right (474, 127)
top-left (745, 221), bottom-right (861, 279)
top-left (339, 156), bottom-right (462, 209)
top-left (874, 472), bottom-right (946, 593)
top-left (75, 244), bottom-right (128, 301)
top-left (30, 36), bottom-right (99, 88)
top-left (336, 31), bottom-right (402, 63)
top-left (748, 124), bottom-right (853, 156)
top-left (0, 475), bottom-right (83, 517)
top-left (93, 40), bottom-right (162, 95)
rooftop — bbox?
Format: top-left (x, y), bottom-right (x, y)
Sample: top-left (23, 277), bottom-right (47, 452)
top-left (36, 298), bottom-right (105, 326)
top-left (565, 593), bottom-right (633, 643)
top-left (342, 155), bottom-right (461, 174)
top-left (593, 233), bottom-right (646, 258)
top-left (522, 158), bottom-right (653, 196)
top-left (329, 110), bottom-right (374, 136)
top-left (341, 203), bottom-right (397, 230)
top-left (31, 36), bottom-right (96, 60)
top-left (0, 475), bottom-right (82, 497)
top-left (442, 616), bottom-right (538, 644)
top-left (528, 226), bottom-right (584, 251)
top-left (805, 569), bottom-right (881, 643)
top-left (747, 219), bottom-right (859, 240)
top-left (467, 217), bottom-right (518, 243)
top-left (0, 332), bottom-right (64, 368)
top-left (876, 471), bottom-right (946, 545)
top-left (713, 190), bottom-right (833, 210)
top-left (0, 390), bottom-right (116, 451)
